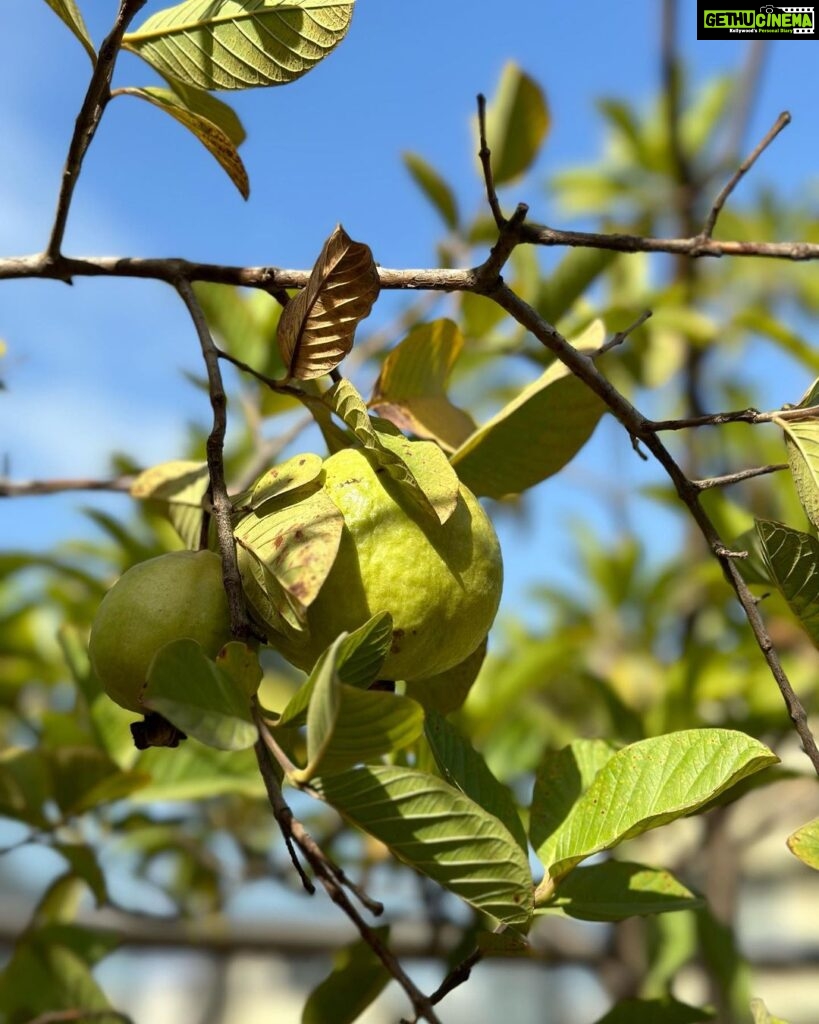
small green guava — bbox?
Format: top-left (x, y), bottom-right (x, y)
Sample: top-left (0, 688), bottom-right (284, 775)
top-left (88, 550), bottom-right (233, 713)
top-left (267, 448), bottom-right (503, 680)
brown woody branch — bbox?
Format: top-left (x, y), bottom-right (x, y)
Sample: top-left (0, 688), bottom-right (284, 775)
top-left (175, 278), bottom-right (250, 642)
top-left (0, 476), bottom-right (133, 497)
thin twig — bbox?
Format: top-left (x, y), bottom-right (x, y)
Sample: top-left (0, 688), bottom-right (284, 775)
top-left (46, 0), bottom-right (147, 261)
top-left (485, 280), bottom-right (819, 777)
top-left (252, 714), bottom-right (441, 1024)
top-left (692, 463), bottom-right (788, 491)
top-left (596, 311), bottom-right (652, 356)
top-left (476, 94), bottom-right (505, 229)
top-left (175, 278), bottom-right (250, 641)
top-left (700, 111), bottom-right (791, 240)
top-left (647, 403), bottom-right (819, 431)
top-left (0, 476), bottom-right (133, 497)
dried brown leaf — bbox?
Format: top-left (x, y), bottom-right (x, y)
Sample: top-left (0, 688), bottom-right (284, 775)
top-left (277, 225), bottom-right (379, 380)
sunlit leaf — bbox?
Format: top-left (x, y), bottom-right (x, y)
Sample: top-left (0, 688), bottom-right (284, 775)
top-left (234, 487), bottom-right (344, 618)
top-left (295, 636), bottom-right (424, 780)
top-left (402, 153), bottom-right (459, 229)
top-left (42, 0), bottom-right (96, 62)
top-left (279, 612), bottom-right (393, 726)
top-left (756, 518), bottom-right (819, 648)
top-left (370, 319), bottom-right (476, 452)
top-left (131, 460), bottom-right (210, 550)
top-left (779, 414), bottom-right (819, 528)
top-left (118, 86), bottom-right (249, 198)
top-left (124, 0), bottom-right (355, 91)
top-left (326, 379), bottom-right (459, 524)
top-left (451, 321), bottom-right (607, 498)
top-left (312, 765), bottom-right (534, 925)
top-left (424, 710), bottom-right (527, 851)
top-left (250, 452), bottom-right (323, 508)
top-left (529, 739), bottom-right (616, 855)
top-left (483, 62), bottom-right (550, 184)
top-left (278, 225), bottom-right (379, 380)
top-left (787, 816), bottom-right (819, 870)
top-left (541, 861), bottom-right (703, 921)
top-left (536, 730), bottom-right (777, 885)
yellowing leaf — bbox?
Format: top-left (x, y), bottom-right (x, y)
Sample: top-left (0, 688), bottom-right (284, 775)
top-left (451, 322), bottom-right (607, 498)
top-left (326, 379), bottom-right (459, 525)
top-left (130, 459), bottom-right (210, 550)
top-left (278, 225), bottom-right (379, 380)
top-left (124, 0), bottom-right (355, 91)
top-left (370, 319), bottom-right (476, 452)
top-left (42, 0), bottom-right (95, 62)
top-left (119, 87), bottom-right (249, 198)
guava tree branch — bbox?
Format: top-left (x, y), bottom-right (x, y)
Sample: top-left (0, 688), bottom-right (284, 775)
top-left (175, 278), bottom-right (250, 641)
top-left (46, 0), bottom-right (147, 262)
top-left (252, 714), bottom-right (442, 1024)
top-left (486, 279), bottom-right (819, 777)
top-left (0, 476), bottom-right (133, 497)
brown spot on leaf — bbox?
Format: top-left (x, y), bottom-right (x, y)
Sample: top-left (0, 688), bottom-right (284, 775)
top-left (391, 628), bottom-right (405, 653)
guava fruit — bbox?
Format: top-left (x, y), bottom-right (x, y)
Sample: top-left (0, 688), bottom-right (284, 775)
top-left (264, 448), bottom-right (503, 680)
top-left (89, 550), bottom-right (233, 713)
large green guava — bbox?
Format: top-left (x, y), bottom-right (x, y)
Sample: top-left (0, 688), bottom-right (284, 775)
top-left (267, 448), bottom-right (503, 680)
top-left (88, 550), bottom-right (233, 713)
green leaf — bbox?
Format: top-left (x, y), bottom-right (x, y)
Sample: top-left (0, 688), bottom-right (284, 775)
top-left (278, 225), bottom-right (379, 380)
top-left (780, 415), bottom-right (819, 528)
top-left (0, 935), bottom-right (120, 1023)
top-left (483, 62), bottom-right (550, 184)
top-left (541, 861), bottom-right (703, 921)
top-left (193, 283), bottom-right (285, 380)
top-left (130, 459), bottom-right (210, 550)
top-left (325, 379), bottom-right (460, 524)
top-left (117, 86), bottom-right (249, 198)
top-left (164, 78), bottom-right (246, 144)
top-left (529, 739), bottom-right (617, 856)
top-left (42, 0), bottom-right (96, 62)
top-left (134, 742), bottom-right (263, 802)
top-left (295, 636), bottom-right (424, 780)
top-left (234, 486), bottom-right (344, 620)
top-left (54, 844), bottom-right (108, 907)
top-left (143, 638), bottom-right (258, 751)
top-left (592, 997), bottom-right (715, 1024)
top-left (451, 321), bottom-right (607, 498)
top-left (49, 748), bottom-right (149, 816)
top-left (312, 765), bottom-right (534, 926)
top-left (402, 153), bottom-right (459, 230)
top-left (123, 0), bottom-right (355, 91)
top-left (279, 612), bottom-right (393, 726)
top-left (756, 518), bottom-right (819, 647)
top-left (250, 452), bottom-right (324, 508)
top-left (787, 816), bottom-right (819, 870)
top-left (302, 929), bottom-right (392, 1024)
top-left (537, 730), bottom-right (777, 885)
top-left (404, 638), bottom-right (486, 715)
top-left (370, 319), bottom-right (477, 452)
top-left (0, 748), bottom-right (52, 827)
top-left (424, 710), bottom-right (527, 852)
top-left (536, 248), bottom-right (619, 325)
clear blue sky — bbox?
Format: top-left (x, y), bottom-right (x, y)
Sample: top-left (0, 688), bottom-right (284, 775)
top-left (1, 1), bottom-right (817, 619)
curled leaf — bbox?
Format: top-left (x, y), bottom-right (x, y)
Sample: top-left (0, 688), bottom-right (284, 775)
top-left (278, 225), bottom-right (379, 380)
